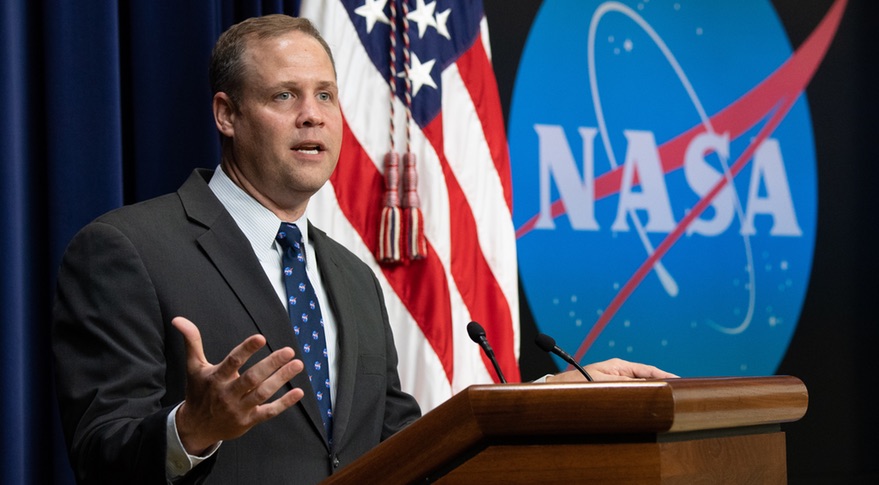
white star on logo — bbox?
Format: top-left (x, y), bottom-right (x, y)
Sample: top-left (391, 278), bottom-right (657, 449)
top-left (406, 0), bottom-right (437, 38)
top-left (406, 52), bottom-right (437, 97)
top-left (354, 0), bottom-right (389, 34)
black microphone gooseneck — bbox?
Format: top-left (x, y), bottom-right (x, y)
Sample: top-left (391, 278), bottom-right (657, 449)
top-left (467, 321), bottom-right (507, 383)
top-left (535, 333), bottom-right (594, 382)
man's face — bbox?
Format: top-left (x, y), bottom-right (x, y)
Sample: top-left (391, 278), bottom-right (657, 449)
top-left (223, 31), bottom-right (342, 212)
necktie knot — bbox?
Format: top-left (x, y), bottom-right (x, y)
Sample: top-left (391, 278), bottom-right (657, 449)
top-left (276, 222), bottom-right (303, 252)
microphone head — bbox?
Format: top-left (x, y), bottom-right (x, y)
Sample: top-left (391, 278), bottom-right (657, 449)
top-left (534, 333), bottom-right (557, 352)
top-left (467, 321), bottom-right (486, 343)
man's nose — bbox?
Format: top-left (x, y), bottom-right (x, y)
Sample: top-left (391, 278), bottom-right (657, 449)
top-left (297, 97), bottom-right (323, 127)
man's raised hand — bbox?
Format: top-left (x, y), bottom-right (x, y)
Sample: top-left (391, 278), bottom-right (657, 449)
top-left (171, 316), bottom-right (305, 455)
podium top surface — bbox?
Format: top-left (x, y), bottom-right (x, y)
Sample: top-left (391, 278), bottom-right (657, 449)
top-left (459, 375), bottom-right (808, 435)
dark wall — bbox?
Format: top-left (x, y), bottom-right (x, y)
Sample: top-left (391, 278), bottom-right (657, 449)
top-left (774, 0), bottom-right (878, 482)
top-left (485, 0), bottom-right (878, 483)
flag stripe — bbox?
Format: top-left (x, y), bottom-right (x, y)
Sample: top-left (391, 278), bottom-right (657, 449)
top-left (441, 60), bottom-right (516, 275)
top-left (455, 34), bottom-right (513, 213)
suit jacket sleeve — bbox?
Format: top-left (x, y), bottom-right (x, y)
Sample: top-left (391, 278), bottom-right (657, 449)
top-left (52, 219), bottom-right (212, 485)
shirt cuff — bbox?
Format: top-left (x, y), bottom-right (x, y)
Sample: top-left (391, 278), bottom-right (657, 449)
top-left (166, 402), bottom-right (222, 480)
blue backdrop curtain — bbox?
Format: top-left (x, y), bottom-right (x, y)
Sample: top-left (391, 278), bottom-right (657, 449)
top-left (1, 1), bottom-right (301, 483)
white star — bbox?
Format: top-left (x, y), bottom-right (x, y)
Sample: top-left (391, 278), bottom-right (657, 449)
top-left (406, 0), bottom-right (437, 38)
top-left (406, 52), bottom-right (437, 97)
top-left (434, 8), bottom-right (451, 40)
top-left (354, 0), bottom-right (389, 34)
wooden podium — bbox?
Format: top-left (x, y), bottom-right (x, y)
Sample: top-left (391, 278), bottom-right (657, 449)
top-left (322, 376), bottom-right (808, 484)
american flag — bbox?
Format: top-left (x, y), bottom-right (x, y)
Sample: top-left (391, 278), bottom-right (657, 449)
top-left (301, 0), bottom-right (520, 412)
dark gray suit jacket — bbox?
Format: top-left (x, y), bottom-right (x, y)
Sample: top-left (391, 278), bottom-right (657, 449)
top-left (52, 169), bottom-right (421, 484)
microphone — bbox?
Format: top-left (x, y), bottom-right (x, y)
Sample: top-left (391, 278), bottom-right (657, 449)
top-left (535, 333), bottom-right (594, 382)
top-left (467, 321), bottom-right (507, 383)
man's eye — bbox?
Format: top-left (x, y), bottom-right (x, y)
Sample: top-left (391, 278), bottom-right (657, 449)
top-left (318, 92), bottom-right (331, 101)
top-left (276, 92), bottom-right (292, 101)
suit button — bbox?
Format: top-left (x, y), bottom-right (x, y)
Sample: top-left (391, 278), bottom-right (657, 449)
top-left (332, 455), bottom-right (340, 468)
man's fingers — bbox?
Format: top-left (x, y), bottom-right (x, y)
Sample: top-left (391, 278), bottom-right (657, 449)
top-left (585, 358), bottom-right (679, 380)
top-left (231, 347), bottom-right (299, 398)
top-left (214, 333), bottom-right (268, 379)
top-left (173, 316), bottom-right (277, 384)
top-left (638, 365), bottom-right (679, 379)
top-left (172, 316), bottom-right (209, 371)
top-left (254, 387), bottom-right (306, 422)
top-left (615, 360), bottom-right (677, 379)
top-left (239, 357), bottom-right (304, 407)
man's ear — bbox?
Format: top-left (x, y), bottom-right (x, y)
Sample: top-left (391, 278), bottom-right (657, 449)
top-left (213, 92), bottom-right (236, 137)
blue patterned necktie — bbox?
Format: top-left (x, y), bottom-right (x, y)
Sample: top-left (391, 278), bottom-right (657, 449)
top-left (276, 222), bottom-right (333, 442)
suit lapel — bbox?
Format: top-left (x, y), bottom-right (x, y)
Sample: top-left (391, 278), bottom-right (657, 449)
top-left (178, 170), bottom-right (329, 444)
top-left (309, 225), bottom-right (359, 447)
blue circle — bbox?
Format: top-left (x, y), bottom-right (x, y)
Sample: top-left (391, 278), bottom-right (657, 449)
top-left (510, 0), bottom-right (816, 376)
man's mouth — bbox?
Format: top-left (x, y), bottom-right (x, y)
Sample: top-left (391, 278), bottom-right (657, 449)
top-left (293, 143), bottom-right (323, 155)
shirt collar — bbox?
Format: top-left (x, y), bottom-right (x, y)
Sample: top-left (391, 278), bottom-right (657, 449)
top-left (208, 165), bottom-right (309, 251)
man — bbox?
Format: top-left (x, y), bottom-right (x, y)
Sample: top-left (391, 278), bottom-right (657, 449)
top-left (52, 15), bottom-right (674, 485)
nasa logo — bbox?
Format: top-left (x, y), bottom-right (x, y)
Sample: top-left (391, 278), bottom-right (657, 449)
top-left (510, 0), bottom-right (843, 375)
